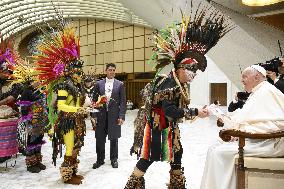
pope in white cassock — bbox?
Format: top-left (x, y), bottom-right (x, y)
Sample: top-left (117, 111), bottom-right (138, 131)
top-left (200, 65), bottom-right (284, 189)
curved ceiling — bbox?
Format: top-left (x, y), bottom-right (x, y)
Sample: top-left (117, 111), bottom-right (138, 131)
top-left (0, 0), bottom-right (151, 37)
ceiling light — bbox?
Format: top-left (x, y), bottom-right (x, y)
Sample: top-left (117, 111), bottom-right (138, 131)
top-left (242, 0), bottom-right (284, 6)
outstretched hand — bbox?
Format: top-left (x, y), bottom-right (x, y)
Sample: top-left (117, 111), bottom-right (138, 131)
top-left (117, 118), bottom-right (124, 125)
top-left (77, 107), bottom-right (88, 115)
top-left (198, 106), bottom-right (209, 118)
top-left (130, 146), bottom-right (136, 156)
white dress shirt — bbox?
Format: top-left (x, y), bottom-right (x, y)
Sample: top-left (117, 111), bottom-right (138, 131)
top-left (105, 77), bottom-right (114, 104)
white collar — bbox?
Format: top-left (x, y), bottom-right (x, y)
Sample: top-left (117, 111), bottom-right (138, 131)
top-left (251, 81), bottom-right (265, 93)
top-left (106, 77), bottom-right (114, 83)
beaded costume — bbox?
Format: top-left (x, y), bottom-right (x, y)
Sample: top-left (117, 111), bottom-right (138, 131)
top-left (34, 22), bottom-right (87, 184)
top-left (125, 4), bottom-right (233, 189)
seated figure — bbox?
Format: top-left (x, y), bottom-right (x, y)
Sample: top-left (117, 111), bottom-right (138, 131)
top-left (201, 65), bottom-right (284, 189)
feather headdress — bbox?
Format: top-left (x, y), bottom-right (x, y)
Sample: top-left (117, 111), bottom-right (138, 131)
top-left (0, 34), bottom-right (17, 78)
top-left (33, 24), bottom-right (81, 87)
top-left (7, 58), bottom-right (36, 85)
top-left (0, 34), bottom-right (36, 86)
top-left (149, 4), bottom-right (234, 72)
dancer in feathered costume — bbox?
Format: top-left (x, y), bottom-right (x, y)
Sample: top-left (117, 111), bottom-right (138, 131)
top-left (0, 35), bottom-right (23, 164)
top-left (7, 57), bottom-right (49, 173)
top-left (125, 4), bottom-right (233, 189)
top-left (33, 22), bottom-right (87, 184)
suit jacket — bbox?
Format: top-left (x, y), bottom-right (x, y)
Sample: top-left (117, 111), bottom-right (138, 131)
top-left (92, 78), bottom-right (126, 140)
top-left (275, 75), bottom-right (284, 94)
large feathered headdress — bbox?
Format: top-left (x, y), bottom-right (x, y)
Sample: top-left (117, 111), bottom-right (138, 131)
top-left (0, 34), bottom-right (36, 86)
top-left (0, 34), bottom-right (17, 78)
top-left (7, 58), bottom-right (36, 85)
top-left (33, 23), bottom-right (82, 86)
top-left (149, 4), bottom-right (234, 72)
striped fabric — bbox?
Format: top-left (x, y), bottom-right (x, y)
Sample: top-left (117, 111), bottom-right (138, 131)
top-left (0, 118), bottom-right (19, 157)
top-left (141, 122), bottom-right (173, 162)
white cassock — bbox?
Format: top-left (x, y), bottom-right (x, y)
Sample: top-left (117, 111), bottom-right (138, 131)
top-left (200, 81), bottom-right (284, 189)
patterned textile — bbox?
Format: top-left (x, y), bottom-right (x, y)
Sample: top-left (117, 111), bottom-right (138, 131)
top-left (141, 122), bottom-right (175, 162)
top-left (0, 118), bottom-right (18, 157)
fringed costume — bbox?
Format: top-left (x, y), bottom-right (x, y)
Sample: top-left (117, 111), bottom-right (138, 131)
top-left (4, 49), bottom-right (48, 173)
top-left (125, 4), bottom-right (233, 189)
top-left (54, 77), bottom-right (86, 184)
top-left (33, 22), bottom-right (87, 184)
top-left (17, 86), bottom-right (48, 173)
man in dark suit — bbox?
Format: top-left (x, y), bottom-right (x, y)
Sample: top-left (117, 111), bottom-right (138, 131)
top-left (267, 70), bottom-right (284, 94)
top-left (92, 63), bottom-right (126, 169)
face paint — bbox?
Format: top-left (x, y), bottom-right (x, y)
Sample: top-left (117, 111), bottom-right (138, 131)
top-left (185, 69), bottom-right (197, 82)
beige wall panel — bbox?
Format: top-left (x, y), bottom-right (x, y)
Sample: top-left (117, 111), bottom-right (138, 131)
top-left (105, 41), bottom-right (114, 53)
top-left (80, 20), bottom-right (87, 26)
top-left (123, 50), bottom-right (133, 62)
top-left (96, 43), bottom-right (105, 54)
top-left (134, 26), bottom-right (144, 37)
top-left (80, 46), bottom-right (89, 56)
top-left (145, 28), bottom-right (153, 35)
top-left (80, 56), bottom-right (89, 65)
top-left (89, 55), bottom-right (95, 66)
top-left (145, 60), bottom-right (154, 72)
top-left (96, 64), bottom-right (105, 74)
top-left (82, 66), bottom-right (89, 73)
top-left (88, 44), bottom-right (96, 55)
top-left (114, 51), bottom-right (123, 63)
top-left (88, 24), bottom-right (96, 34)
top-left (134, 61), bottom-right (145, 72)
top-left (115, 63), bottom-right (123, 73)
top-left (80, 36), bottom-right (88, 46)
top-left (124, 26), bottom-right (133, 38)
top-left (80, 25), bottom-right (88, 36)
top-left (75, 30), bottom-right (80, 37)
top-left (123, 38), bottom-right (133, 50)
top-left (123, 62), bottom-right (133, 73)
top-left (114, 39), bottom-right (123, 51)
top-left (134, 36), bottom-right (144, 48)
top-left (114, 28), bottom-right (123, 40)
top-left (96, 54), bottom-right (104, 65)
top-left (145, 34), bottom-right (153, 47)
top-left (88, 20), bottom-right (95, 24)
top-left (104, 52), bottom-right (113, 64)
top-left (88, 34), bottom-right (96, 44)
top-left (87, 56), bottom-right (93, 66)
top-left (105, 21), bottom-right (113, 30)
top-left (96, 22), bottom-right (105, 33)
top-left (96, 32), bottom-right (105, 43)
top-left (83, 65), bottom-right (96, 74)
top-left (114, 22), bottom-right (124, 29)
top-left (134, 48), bottom-right (144, 61)
top-left (124, 23), bottom-right (132, 27)
top-left (145, 47), bottom-right (153, 60)
top-left (105, 30), bottom-right (113, 41)
top-left (88, 65), bottom-right (97, 73)
top-left (73, 20), bottom-right (80, 28)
